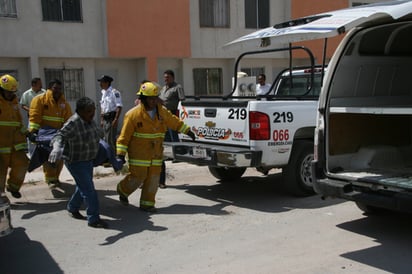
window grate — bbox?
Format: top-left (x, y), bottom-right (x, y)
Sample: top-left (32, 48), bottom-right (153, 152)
top-left (41, 0), bottom-right (82, 22)
top-left (44, 68), bottom-right (85, 101)
top-left (245, 0), bottom-right (269, 29)
top-left (193, 68), bottom-right (223, 96)
top-left (241, 67), bottom-right (264, 78)
top-left (199, 0), bottom-right (230, 28)
top-left (0, 0), bottom-right (16, 18)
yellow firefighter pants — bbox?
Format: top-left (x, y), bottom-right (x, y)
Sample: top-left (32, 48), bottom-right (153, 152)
top-left (117, 165), bottom-right (161, 208)
top-left (43, 159), bottom-right (64, 183)
top-left (0, 150), bottom-right (29, 192)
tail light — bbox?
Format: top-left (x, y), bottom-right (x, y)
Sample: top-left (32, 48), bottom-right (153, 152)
top-left (249, 111), bottom-right (270, 140)
top-left (314, 112), bottom-right (325, 161)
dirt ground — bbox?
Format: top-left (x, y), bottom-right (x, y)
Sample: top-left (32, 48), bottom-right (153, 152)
top-left (1, 162), bottom-right (411, 274)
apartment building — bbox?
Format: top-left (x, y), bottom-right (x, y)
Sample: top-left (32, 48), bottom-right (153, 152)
top-left (0, 0), bottom-right (384, 124)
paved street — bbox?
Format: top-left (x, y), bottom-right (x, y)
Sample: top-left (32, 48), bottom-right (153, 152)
top-left (1, 162), bottom-right (412, 274)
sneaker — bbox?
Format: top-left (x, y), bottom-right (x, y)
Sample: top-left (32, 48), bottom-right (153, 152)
top-left (6, 187), bottom-right (21, 199)
top-left (140, 206), bottom-right (157, 213)
top-left (88, 219), bottom-right (108, 229)
top-left (48, 180), bottom-right (61, 189)
top-left (68, 210), bottom-right (87, 220)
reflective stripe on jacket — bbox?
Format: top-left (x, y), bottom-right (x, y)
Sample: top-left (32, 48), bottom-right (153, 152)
top-left (116, 103), bottom-right (190, 167)
top-left (0, 95), bottom-right (27, 153)
top-left (29, 89), bottom-right (72, 131)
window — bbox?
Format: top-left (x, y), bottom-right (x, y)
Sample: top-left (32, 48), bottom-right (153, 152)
top-left (241, 67), bottom-right (264, 78)
top-left (352, 2), bottom-right (367, 6)
top-left (199, 0), bottom-right (230, 28)
top-left (0, 70), bottom-right (17, 79)
top-left (44, 68), bottom-right (84, 100)
top-left (0, 0), bottom-right (16, 18)
top-left (351, 1), bottom-right (376, 7)
top-left (193, 68), bottom-right (223, 96)
top-left (42, 0), bottom-right (82, 22)
top-left (245, 0), bottom-right (269, 29)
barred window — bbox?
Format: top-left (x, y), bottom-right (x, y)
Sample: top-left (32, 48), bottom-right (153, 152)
top-left (44, 68), bottom-right (84, 101)
top-left (41, 0), bottom-right (82, 22)
top-left (240, 67), bottom-right (264, 78)
top-left (245, 0), bottom-right (269, 29)
top-left (0, 0), bottom-right (17, 18)
top-left (193, 68), bottom-right (223, 96)
top-left (199, 0), bottom-right (230, 28)
top-left (0, 69), bottom-right (18, 79)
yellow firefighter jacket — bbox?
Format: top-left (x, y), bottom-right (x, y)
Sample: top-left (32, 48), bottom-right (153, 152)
top-left (116, 103), bottom-right (190, 167)
top-left (0, 95), bottom-right (27, 153)
top-left (29, 89), bottom-right (72, 132)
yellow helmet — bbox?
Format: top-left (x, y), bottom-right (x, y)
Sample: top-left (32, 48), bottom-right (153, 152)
top-left (137, 82), bottom-right (159, 97)
top-left (0, 74), bottom-right (18, 92)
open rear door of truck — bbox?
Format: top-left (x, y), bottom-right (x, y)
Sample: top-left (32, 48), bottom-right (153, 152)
top-left (225, 1), bottom-right (412, 49)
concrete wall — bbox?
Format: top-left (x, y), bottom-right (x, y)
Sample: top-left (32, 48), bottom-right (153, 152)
top-left (190, 0), bottom-right (291, 59)
top-left (0, 0), bottom-right (142, 126)
top-left (0, 0), bottom-right (106, 59)
top-left (0, 0), bottom-right (390, 126)
top-left (106, 0), bottom-right (191, 81)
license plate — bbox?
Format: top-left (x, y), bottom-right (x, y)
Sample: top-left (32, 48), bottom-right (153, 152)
top-left (193, 147), bottom-right (207, 158)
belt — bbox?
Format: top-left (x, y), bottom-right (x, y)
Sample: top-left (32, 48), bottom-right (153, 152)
top-left (102, 111), bottom-right (116, 120)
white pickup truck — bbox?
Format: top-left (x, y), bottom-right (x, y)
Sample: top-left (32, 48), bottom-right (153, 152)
top-left (166, 46), bottom-right (326, 196)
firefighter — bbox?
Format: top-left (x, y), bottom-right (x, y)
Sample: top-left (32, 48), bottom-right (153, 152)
top-left (28, 79), bottom-right (72, 187)
top-left (116, 81), bottom-right (195, 212)
top-left (0, 74), bottom-right (29, 198)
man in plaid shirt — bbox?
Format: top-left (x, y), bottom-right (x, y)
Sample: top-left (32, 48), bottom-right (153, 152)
top-left (49, 97), bottom-right (108, 229)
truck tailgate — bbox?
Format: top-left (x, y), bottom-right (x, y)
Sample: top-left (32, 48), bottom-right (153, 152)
top-left (178, 100), bottom-right (250, 146)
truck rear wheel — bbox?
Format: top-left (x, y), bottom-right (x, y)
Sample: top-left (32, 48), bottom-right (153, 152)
top-left (208, 166), bottom-right (246, 181)
top-left (282, 140), bottom-right (315, 196)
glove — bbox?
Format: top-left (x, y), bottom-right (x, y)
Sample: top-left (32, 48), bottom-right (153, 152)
top-left (116, 154), bottom-right (126, 165)
top-left (186, 130), bottom-right (196, 141)
top-left (48, 143), bottom-right (63, 163)
top-left (27, 131), bottom-right (38, 143)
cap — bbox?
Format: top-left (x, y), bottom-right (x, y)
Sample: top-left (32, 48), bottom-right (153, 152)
top-left (97, 75), bottom-right (113, 83)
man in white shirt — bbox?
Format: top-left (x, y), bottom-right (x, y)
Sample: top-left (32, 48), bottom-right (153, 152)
top-left (255, 74), bottom-right (271, 96)
top-left (20, 77), bottom-right (45, 114)
top-left (20, 77), bottom-right (46, 155)
top-left (98, 75), bottom-right (123, 151)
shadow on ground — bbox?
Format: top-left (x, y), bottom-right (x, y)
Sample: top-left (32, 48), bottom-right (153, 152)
top-left (338, 211), bottom-right (412, 274)
top-left (0, 227), bottom-right (63, 274)
top-left (8, 171), bottom-right (345, 246)
top-left (168, 172), bottom-right (343, 213)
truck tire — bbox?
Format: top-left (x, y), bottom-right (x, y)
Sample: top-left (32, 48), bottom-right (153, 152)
top-left (208, 166), bottom-right (246, 181)
top-left (282, 140), bottom-right (315, 196)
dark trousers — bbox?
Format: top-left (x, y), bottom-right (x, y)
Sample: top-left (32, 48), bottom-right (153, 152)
top-left (102, 118), bottom-right (117, 152)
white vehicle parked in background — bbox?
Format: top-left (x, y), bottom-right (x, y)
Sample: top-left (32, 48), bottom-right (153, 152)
top-left (165, 43), bottom-right (327, 196)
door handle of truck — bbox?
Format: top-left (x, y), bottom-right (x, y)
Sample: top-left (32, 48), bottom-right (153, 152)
top-left (204, 109), bottom-right (217, 117)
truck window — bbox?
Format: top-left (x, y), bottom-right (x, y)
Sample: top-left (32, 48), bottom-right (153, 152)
top-left (276, 74), bottom-right (322, 97)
